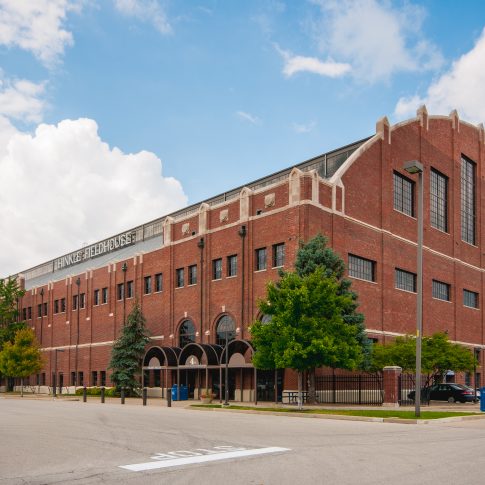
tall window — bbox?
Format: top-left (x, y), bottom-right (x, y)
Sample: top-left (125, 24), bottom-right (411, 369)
top-left (43, 302), bottom-right (48, 316)
top-left (155, 273), bottom-right (163, 292)
top-left (430, 169), bottom-right (448, 232)
top-left (144, 276), bottom-right (152, 294)
top-left (72, 294), bottom-right (78, 310)
top-left (212, 259), bottom-right (222, 280)
top-left (92, 371), bottom-right (98, 386)
top-left (216, 315), bottom-right (236, 346)
top-left (227, 255), bottom-right (237, 277)
top-left (272, 243), bottom-right (285, 268)
top-left (255, 248), bottom-right (267, 271)
top-left (27, 307), bottom-right (32, 319)
top-left (127, 281), bottom-right (134, 298)
top-left (100, 371), bottom-right (106, 386)
top-left (188, 265), bottom-right (197, 285)
top-left (176, 268), bottom-right (184, 288)
top-left (93, 289), bottom-right (100, 306)
top-left (101, 288), bottom-right (108, 304)
top-left (54, 300), bottom-right (59, 314)
top-left (461, 155), bottom-right (476, 244)
top-left (117, 283), bottom-right (124, 300)
top-left (393, 171), bottom-right (414, 216)
top-left (395, 268), bottom-right (416, 293)
top-left (60, 298), bottom-right (66, 313)
top-left (348, 254), bottom-right (375, 282)
top-left (80, 293), bottom-right (85, 309)
top-left (432, 280), bottom-right (451, 301)
top-left (464, 289), bottom-right (479, 309)
top-left (37, 304), bottom-right (42, 317)
top-left (179, 319), bottom-right (196, 347)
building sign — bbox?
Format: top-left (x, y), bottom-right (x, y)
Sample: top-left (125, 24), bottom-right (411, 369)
top-left (186, 355), bottom-right (199, 366)
top-left (54, 231), bottom-right (137, 271)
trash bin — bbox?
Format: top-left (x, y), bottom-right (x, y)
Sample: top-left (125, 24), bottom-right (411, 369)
top-left (481, 387), bottom-right (485, 412)
top-left (171, 385), bottom-right (188, 401)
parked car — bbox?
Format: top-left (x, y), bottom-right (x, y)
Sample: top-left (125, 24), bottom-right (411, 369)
top-left (408, 383), bottom-right (477, 403)
top-left (465, 386), bottom-right (480, 402)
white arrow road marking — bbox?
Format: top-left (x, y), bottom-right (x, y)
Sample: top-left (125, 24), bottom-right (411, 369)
top-left (120, 447), bottom-right (290, 472)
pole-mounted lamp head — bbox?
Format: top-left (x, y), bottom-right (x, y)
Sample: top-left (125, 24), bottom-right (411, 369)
top-left (121, 263), bottom-right (127, 272)
top-left (403, 160), bottom-right (423, 174)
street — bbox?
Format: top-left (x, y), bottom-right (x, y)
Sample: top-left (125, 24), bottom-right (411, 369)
top-left (1, 398), bottom-right (485, 484)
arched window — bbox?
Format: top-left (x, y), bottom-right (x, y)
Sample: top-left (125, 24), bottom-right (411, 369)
top-left (179, 320), bottom-right (196, 347)
top-left (216, 315), bottom-right (236, 346)
top-left (261, 314), bottom-right (272, 324)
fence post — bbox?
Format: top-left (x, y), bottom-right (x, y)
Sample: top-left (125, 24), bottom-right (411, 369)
top-left (167, 390), bottom-right (171, 407)
top-left (143, 387), bottom-right (147, 406)
top-left (383, 366), bottom-right (402, 407)
top-left (101, 386), bottom-right (105, 404)
top-left (358, 375), bottom-right (362, 405)
top-left (83, 386), bottom-right (87, 403)
top-left (121, 387), bottom-right (125, 404)
top-left (332, 373), bottom-right (336, 404)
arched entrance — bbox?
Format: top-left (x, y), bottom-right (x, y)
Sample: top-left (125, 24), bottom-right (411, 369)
top-left (142, 346), bottom-right (180, 397)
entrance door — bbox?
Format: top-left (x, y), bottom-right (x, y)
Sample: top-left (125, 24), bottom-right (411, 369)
top-left (257, 369), bottom-right (284, 402)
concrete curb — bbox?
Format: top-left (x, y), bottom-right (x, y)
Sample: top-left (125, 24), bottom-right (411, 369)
top-left (189, 405), bottom-right (485, 424)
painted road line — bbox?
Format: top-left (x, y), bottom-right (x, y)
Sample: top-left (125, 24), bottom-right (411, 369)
top-left (120, 447), bottom-right (290, 472)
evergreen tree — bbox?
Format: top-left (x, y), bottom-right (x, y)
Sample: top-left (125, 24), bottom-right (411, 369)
top-left (0, 278), bottom-right (26, 349)
top-left (0, 328), bottom-right (43, 397)
top-left (108, 302), bottom-right (150, 392)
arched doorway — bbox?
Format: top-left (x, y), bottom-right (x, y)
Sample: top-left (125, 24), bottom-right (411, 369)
top-left (179, 319), bottom-right (196, 347)
top-left (142, 346), bottom-right (180, 397)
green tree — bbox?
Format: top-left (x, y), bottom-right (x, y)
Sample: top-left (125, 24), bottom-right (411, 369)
top-left (0, 278), bottom-right (26, 349)
top-left (108, 302), bottom-right (150, 393)
top-left (294, 234), bottom-right (371, 368)
top-left (251, 268), bottom-right (365, 407)
top-left (0, 328), bottom-right (43, 397)
top-left (370, 332), bottom-right (477, 387)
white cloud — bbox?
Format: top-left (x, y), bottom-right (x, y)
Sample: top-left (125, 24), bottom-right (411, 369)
top-left (0, 118), bottom-right (187, 276)
top-left (236, 111), bottom-right (261, 125)
top-left (292, 121), bottom-right (316, 134)
top-left (113, 0), bottom-right (172, 35)
top-left (310, 0), bottom-right (443, 82)
top-left (395, 28), bottom-right (485, 123)
top-left (0, 75), bottom-right (46, 123)
top-left (0, 0), bottom-right (80, 66)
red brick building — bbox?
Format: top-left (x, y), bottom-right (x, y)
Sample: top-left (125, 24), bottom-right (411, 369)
top-left (8, 106), bottom-right (485, 399)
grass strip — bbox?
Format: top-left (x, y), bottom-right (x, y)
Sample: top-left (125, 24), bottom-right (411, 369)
top-left (190, 404), bottom-right (477, 420)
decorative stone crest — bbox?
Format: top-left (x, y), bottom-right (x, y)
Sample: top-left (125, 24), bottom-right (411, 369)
top-left (264, 193), bottom-right (275, 208)
top-left (220, 209), bottom-right (229, 222)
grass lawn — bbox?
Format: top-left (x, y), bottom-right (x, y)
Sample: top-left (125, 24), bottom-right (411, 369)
top-left (190, 404), bottom-right (478, 420)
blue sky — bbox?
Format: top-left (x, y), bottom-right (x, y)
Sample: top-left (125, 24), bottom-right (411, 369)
top-left (1, 0), bottom-right (485, 275)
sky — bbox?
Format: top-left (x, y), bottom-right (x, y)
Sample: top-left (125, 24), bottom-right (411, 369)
top-left (2, 0), bottom-right (485, 276)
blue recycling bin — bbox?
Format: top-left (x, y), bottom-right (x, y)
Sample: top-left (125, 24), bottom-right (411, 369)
top-left (480, 387), bottom-right (485, 412)
top-left (171, 385), bottom-right (188, 401)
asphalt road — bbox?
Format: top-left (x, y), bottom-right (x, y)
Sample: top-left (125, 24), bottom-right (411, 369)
top-left (1, 398), bottom-right (485, 484)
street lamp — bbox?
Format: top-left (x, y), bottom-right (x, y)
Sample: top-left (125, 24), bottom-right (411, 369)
top-left (40, 288), bottom-right (44, 345)
top-left (121, 263), bottom-right (127, 325)
top-left (219, 318), bottom-right (235, 406)
top-left (53, 349), bottom-right (65, 398)
top-left (75, 277), bottom-right (81, 388)
top-left (404, 160), bottom-right (423, 418)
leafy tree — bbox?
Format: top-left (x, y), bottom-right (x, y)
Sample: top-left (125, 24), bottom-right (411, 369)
top-left (251, 267), bottom-right (365, 407)
top-left (0, 278), bottom-right (26, 349)
top-left (370, 332), bottom-right (477, 387)
top-left (109, 302), bottom-right (150, 393)
top-left (0, 328), bottom-right (43, 396)
top-left (295, 234), bottom-right (371, 369)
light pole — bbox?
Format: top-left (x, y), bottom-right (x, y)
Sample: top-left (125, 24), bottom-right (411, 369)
top-left (404, 160), bottom-right (423, 418)
top-left (53, 349), bottom-right (65, 398)
top-left (75, 277), bottom-right (80, 388)
top-left (121, 263), bottom-right (127, 325)
top-left (40, 288), bottom-right (44, 345)
top-left (219, 318), bottom-right (235, 406)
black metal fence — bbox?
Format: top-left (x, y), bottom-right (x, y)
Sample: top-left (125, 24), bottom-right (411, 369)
top-left (314, 373), bottom-right (383, 405)
top-left (398, 373), bottom-right (430, 406)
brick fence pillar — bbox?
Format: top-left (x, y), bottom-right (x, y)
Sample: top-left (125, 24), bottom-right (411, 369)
top-left (383, 366), bottom-right (402, 407)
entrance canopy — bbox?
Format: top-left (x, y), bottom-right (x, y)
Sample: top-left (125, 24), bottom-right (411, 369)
top-left (143, 346), bottom-right (181, 369)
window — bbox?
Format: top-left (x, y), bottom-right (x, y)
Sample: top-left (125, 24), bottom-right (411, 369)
top-left (80, 293), bottom-right (85, 309)
top-left (464, 289), bottom-right (479, 309)
top-left (179, 319), bottom-right (196, 347)
top-left (127, 281), bottom-right (134, 298)
top-left (155, 273), bottom-right (163, 292)
top-left (100, 371), bottom-right (106, 387)
top-left (37, 304), bottom-right (42, 318)
top-left (72, 294), bottom-right (78, 310)
top-left (54, 300), bottom-right (59, 314)
top-left (78, 371), bottom-right (84, 387)
top-left (144, 276), bottom-right (152, 294)
top-left (41, 373), bottom-right (45, 385)
top-left (27, 307), bottom-right (32, 319)
top-left (60, 298), bottom-right (66, 313)
top-left (176, 268), bottom-right (184, 288)
top-left (348, 254), bottom-right (375, 282)
top-left (101, 288), bottom-right (108, 304)
top-left (227, 255), bottom-right (237, 277)
top-left (92, 371), bottom-right (98, 387)
top-left (255, 248), bottom-right (267, 271)
top-left (117, 283), bottom-right (124, 300)
top-left (432, 280), bottom-right (451, 301)
top-left (94, 289), bottom-right (99, 306)
top-left (71, 371), bottom-right (76, 386)
top-left (43, 302), bottom-right (48, 316)
top-left (272, 243), bottom-right (285, 268)
top-left (461, 155), bottom-right (476, 244)
top-left (188, 265), bottom-right (197, 285)
top-left (430, 169), bottom-right (448, 232)
top-left (216, 315), bottom-right (236, 346)
top-left (395, 268), bottom-right (416, 293)
top-left (22, 308), bottom-right (27, 320)
top-left (393, 171), bottom-right (414, 216)
top-left (212, 259), bottom-right (222, 280)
